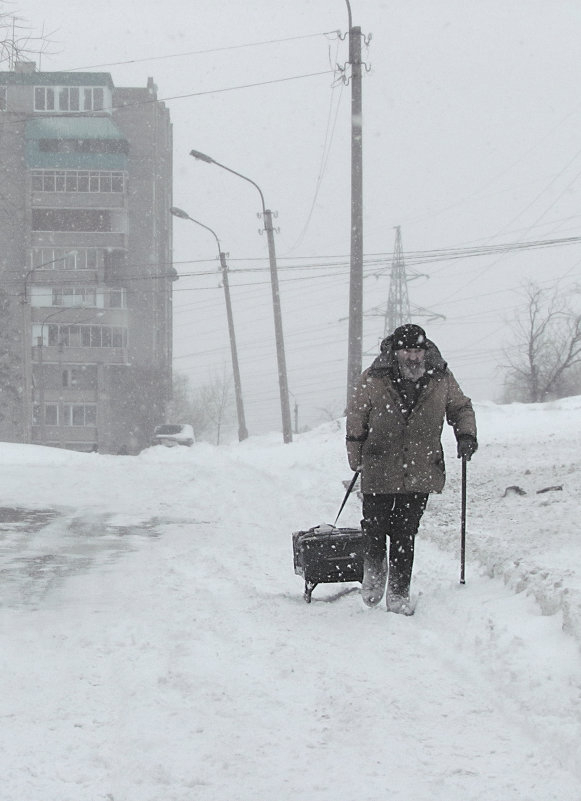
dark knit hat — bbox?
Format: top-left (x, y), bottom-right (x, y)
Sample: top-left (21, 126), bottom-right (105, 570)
top-left (391, 323), bottom-right (428, 351)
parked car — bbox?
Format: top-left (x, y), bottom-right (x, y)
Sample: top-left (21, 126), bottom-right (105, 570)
top-left (151, 423), bottom-right (195, 447)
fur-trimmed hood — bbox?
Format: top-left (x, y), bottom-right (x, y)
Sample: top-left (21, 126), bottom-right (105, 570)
top-left (368, 335), bottom-right (448, 377)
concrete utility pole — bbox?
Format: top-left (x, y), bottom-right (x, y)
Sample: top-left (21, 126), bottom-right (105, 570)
top-left (218, 249), bottom-right (249, 442)
top-left (189, 150), bottom-right (293, 444)
top-left (345, 1), bottom-right (365, 404)
top-left (170, 207), bottom-right (248, 441)
top-left (262, 207), bottom-right (293, 443)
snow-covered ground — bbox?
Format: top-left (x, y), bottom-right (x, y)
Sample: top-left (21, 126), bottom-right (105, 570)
top-left (1, 398), bottom-right (580, 800)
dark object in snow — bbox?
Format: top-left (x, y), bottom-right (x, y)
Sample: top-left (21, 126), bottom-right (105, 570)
top-left (503, 485), bottom-right (527, 497)
top-left (536, 485), bottom-right (563, 494)
top-left (292, 526), bottom-right (364, 603)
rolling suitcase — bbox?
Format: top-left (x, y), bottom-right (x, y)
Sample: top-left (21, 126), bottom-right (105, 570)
top-left (292, 525), bottom-right (364, 602)
top-left (292, 472), bottom-right (364, 603)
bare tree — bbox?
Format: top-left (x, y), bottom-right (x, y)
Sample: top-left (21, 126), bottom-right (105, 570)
top-left (0, 3), bottom-right (53, 69)
top-left (502, 282), bottom-right (581, 402)
top-left (316, 403), bottom-right (346, 430)
top-left (166, 371), bottom-right (237, 444)
top-left (166, 373), bottom-right (192, 422)
top-left (166, 372), bottom-right (210, 439)
top-left (198, 372), bottom-right (234, 445)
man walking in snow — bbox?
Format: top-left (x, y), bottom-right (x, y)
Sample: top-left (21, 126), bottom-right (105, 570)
top-left (346, 324), bottom-right (477, 615)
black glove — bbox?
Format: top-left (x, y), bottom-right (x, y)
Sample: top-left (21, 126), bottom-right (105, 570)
top-left (457, 435), bottom-right (478, 461)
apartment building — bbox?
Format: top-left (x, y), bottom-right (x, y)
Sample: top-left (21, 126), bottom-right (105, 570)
top-left (0, 63), bottom-right (175, 453)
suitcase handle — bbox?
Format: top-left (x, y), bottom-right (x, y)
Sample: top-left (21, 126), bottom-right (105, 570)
top-left (333, 471), bottom-right (360, 527)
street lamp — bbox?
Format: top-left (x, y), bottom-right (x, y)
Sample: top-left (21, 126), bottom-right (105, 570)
top-left (170, 205), bottom-right (248, 442)
top-left (189, 149), bottom-right (293, 444)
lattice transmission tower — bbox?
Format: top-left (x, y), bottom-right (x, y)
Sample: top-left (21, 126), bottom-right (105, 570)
top-left (384, 226), bottom-right (410, 335)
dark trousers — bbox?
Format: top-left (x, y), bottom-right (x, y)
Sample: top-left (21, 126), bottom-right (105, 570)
top-left (362, 493), bottom-right (428, 598)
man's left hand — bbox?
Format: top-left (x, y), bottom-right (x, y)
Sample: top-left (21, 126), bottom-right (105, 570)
top-left (457, 435), bottom-right (478, 461)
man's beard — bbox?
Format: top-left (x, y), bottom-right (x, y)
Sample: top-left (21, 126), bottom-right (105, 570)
top-left (397, 356), bottom-right (426, 381)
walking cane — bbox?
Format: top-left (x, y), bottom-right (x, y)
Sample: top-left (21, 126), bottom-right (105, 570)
top-left (460, 457), bottom-right (467, 584)
top-left (333, 471), bottom-right (360, 527)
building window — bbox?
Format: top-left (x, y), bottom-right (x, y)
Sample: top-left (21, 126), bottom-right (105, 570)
top-left (51, 287), bottom-right (97, 307)
top-left (34, 87), bottom-right (55, 111)
top-left (0, 86), bottom-right (6, 111)
top-left (35, 323), bottom-right (128, 348)
top-left (107, 288), bottom-right (126, 308)
top-left (62, 404), bottom-right (97, 427)
top-left (33, 403), bottom-right (59, 425)
top-left (58, 86), bottom-right (80, 111)
top-left (32, 208), bottom-right (113, 232)
top-left (84, 87), bottom-right (104, 111)
top-left (34, 85), bottom-right (106, 112)
top-left (38, 139), bottom-right (128, 155)
top-left (62, 368), bottom-right (76, 388)
top-left (103, 250), bottom-right (126, 281)
top-left (31, 248), bottom-right (99, 271)
top-left (31, 170), bottom-right (126, 193)
top-left (62, 366), bottom-right (96, 389)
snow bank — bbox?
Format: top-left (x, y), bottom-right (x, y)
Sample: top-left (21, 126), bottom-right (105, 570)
top-left (1, 398), bottom-right (581, 799)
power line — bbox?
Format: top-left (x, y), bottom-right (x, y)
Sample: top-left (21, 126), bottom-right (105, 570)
top-left (282, 67), bottom-right (346, 254)
top-left (6, 233), bottom-right (581, 300)
top-left (0, 69), bottom-right (336, 131)
top-left (68, 31), bottom-right (340, 72)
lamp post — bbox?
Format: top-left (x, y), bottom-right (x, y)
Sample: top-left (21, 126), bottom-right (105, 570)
top-left (170, 206), bottom-right (248, 442)
top-left (189, 149), bottom-right (293, 444)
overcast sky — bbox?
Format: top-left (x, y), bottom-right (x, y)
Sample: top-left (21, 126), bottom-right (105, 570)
top-left (11, 0), bottom-right (581, 435)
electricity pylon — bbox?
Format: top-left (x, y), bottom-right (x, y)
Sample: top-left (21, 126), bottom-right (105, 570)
top-left (363, 226), bottom-right (445, 355)
top-left (384, 225), bottom-right (410, 335)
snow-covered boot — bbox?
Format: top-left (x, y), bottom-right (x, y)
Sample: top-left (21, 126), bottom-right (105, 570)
top-left (361, 555), bottom-right (388, 607)
top-left (386, 593), bottom-right (414, 616)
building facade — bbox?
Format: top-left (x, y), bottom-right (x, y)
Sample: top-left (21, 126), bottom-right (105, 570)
top-left (0, 63), bottom-right (175, 453)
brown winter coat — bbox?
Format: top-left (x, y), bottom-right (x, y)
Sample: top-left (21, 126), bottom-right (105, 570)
top-left (346, 341), bottom-right (477, 495)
